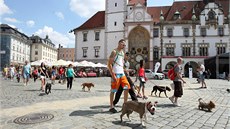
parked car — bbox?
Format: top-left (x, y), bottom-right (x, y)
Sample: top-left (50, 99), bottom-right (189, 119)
top-left (145, 69), bottom-right (165, 80)
top-left (162, 69), bottom-right (169, 79)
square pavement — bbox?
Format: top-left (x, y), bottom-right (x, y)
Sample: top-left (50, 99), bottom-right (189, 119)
top-left (0, 77), bottom-right (229, 129)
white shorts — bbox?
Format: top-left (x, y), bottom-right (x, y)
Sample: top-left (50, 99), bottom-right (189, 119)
top-left (40, 75), bottom-right (46, 79)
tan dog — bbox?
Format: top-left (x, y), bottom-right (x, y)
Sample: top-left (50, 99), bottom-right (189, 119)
top-left (120, 101), bottom-right (157, 127)
top-left (81, 83), bottom-right (94, 91)
top-left (198, 98), bottom-right (215, 112)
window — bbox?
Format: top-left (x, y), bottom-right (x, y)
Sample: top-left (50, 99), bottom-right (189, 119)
top-left (200, 28), bottom-right (206, 37)
top-left (165, 44), bottom-right (175, 56)
top-left (153, 28), bottom-right (159, 37)
top-left (63, 54), bottom-right (64, 57)
top-left (35, 51), bottom-right (38, 55)
top-left (83, 32), bottom-right (87, 42)
top-left (182, 44), bottom-right (192, 56)
top-left (35, 45), bottom-right (38, 49)
top-left (183, 28), bottom-right (189, 37)
top-left (115, 3), bottom-right (117, 7)
top-left (13, 46), bottom-right (15, 51)
top-left (167, 28), bottom-right (173, 37)
top-left (218, 27), bottom-right (224, 36)
top-left (153, 47), bottom-right (159, 60)
top-left (199, 44), bottom-right (208, 56)
top-left (94, 46), bottom-right (100, 57)
top-left (216, 43), bottom-right (226, 55)
top-left (114, 22), bottom-right (117, 26)
top-left (82, 47), bottom-right (88, 58)
top-left (95, 31), bottom-right (100, 41)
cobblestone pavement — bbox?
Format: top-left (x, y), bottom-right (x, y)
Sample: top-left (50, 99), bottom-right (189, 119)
top-left (0, 77), bottom-right (229, 129)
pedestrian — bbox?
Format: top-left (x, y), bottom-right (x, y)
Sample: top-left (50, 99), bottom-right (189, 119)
top-left (135, 59), bottom-right (148, 99)
top-left (32, 66), bottom-right (39, 82)
top-left (206, 69), bottom-right (211, 79)
top-left (39, 62), bottom-right (49, 92)
top-left (169, 57), bottom-right (186, 106)
top-left (3, 66), bottom-right (9, 80)
top-left (22, 60), bottom-right (32, 86)
top-left (9, 64), bottom-right (15, 81)
top-left (113, 52), bottom-right (138, 106)
top-left (58, 66), bottom-right (64, 83)
top-left (65, 64), bottom-right (77, 89)
top-left (51, 66), bottom-right (57, 84)
top-left (107, 39), bottom-right (130, 113)
top-left (198, 62), bottom-right (207, 88)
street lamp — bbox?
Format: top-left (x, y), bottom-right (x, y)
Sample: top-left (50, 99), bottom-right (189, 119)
top-left (160, 10), bottom-right (164, 57)
top-left (191, 7), bottom-right (196, 56)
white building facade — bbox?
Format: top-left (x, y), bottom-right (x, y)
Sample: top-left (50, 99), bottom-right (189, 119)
top-left (0, 24), bottom-right (31, 69)
top-left (73, 0), bottom-right (229, 77)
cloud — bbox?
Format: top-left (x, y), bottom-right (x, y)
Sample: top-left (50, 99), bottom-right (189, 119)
top-left (26, 20), bottom-right (35, 27)
top-left (55, 12), bottom-right (64, 20)
top-left (34, 26), bottom-right (75, 48)
top-left (4, 17), bottom-right (20, 23)
top-left (69, 0), bottom-right (104, 18)
top-left (0, 0), bottom-right (12, 16)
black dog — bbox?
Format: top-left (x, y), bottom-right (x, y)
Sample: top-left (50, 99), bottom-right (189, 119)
top-left (151, 86), bottom-right (171, 97)
top-left (45, 83), bottom-right (52, 95)
top-left (227, 89), bottom-right (230, 93)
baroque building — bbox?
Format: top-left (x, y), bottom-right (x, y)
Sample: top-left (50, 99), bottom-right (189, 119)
top-left (30, 35), bottom-right (58, 62)
top-left (73, 0), bottom-right (229, 77)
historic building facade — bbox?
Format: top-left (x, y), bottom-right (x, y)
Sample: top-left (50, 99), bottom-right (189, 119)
top-left (30, 35), bottom-right (58, 62)
top-left (57, 44), bottom-right (75, 61)
top-left (73, 0), bottom-right (229, 76)
top-left (0, 24), bottom-right (31, 69)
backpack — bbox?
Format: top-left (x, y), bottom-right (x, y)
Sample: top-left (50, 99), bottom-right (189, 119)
top-left (168, 65), bottom-right (177, 80)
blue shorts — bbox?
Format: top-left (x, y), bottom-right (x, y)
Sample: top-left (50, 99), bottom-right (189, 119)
top-left (23, 73), bottom-right (30, 79)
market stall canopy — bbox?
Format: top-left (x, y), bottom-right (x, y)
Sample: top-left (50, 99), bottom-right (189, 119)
top-left (31, 59), bottom-right (52, 66)
top-left (52, 59), bottom-right (69, 66)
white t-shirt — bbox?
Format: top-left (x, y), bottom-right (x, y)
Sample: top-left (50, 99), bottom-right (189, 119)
top-left (199, 64), bottom-right (205, 74)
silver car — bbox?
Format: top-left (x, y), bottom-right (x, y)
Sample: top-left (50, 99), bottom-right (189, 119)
top-left (145, 69), bottom-right (165, 80)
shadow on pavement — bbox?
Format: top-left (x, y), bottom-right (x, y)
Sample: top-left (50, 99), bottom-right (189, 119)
top-left (90, 105), bottom-right (110, 109)
top-left (69, 109), bottom-right (110, 116)
top-left (186, 87), bottom-right (202, 90)
top-left (156, 104), bottom-right (176, 108)
top-left (96, 90), bottom-right (110, 92)
top-left (38, 93), bottom-right (47, 96)
top-left (112, 120), bottom-right (143, 129)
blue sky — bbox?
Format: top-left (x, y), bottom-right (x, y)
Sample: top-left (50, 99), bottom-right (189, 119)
top-left (1, 0), bottom-right (180, 48)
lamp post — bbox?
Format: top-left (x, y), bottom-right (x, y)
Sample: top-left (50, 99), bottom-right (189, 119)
top-left (192, 8), bottom-right (196, 56)
top-left (160, 10), bottom-right (164, 57)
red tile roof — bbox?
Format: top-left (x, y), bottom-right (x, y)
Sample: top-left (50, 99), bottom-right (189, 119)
top-left (128, 0), bottom-right (146, 6)
top-left (147, 6), bottom-right (171, 23)
top-left (75, 0), bottom-right (229, 30)
top-left (74, 11), bottom-right (105, 31)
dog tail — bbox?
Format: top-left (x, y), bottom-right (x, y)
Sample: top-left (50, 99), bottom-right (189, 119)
top-left (198, 98), bottom-right (202, 102)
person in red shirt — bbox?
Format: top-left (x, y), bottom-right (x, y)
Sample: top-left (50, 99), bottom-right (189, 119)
top-left (58, 66), bottom-right (64, 83)
top-left (135, 60), bottom-right (148, 99)
top-left (33, 67), bottom-right (38, 82)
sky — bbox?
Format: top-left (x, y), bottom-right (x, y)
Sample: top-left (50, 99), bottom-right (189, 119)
top-left (0, 0), bottom-right (186, 48)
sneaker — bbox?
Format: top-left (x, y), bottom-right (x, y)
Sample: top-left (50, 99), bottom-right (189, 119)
top-left (143, 96), bottom-right (148, 100)
top-left (169, 97), bottom-right (174, 104)
top-left (109, 108), bottom-right (117, 113)
top-left (174, 102), bottom-right (181, 107)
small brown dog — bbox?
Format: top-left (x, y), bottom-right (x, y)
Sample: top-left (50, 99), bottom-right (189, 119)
top-left (81, 83), bottom-right (94, 91)
top-left (120, 101), bottom-right (157, 127)
top-left (198, 98), bottom-right (215, 112)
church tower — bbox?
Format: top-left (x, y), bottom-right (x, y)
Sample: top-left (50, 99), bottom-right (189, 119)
top-left (105, 0), bottom-right (127, 57)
